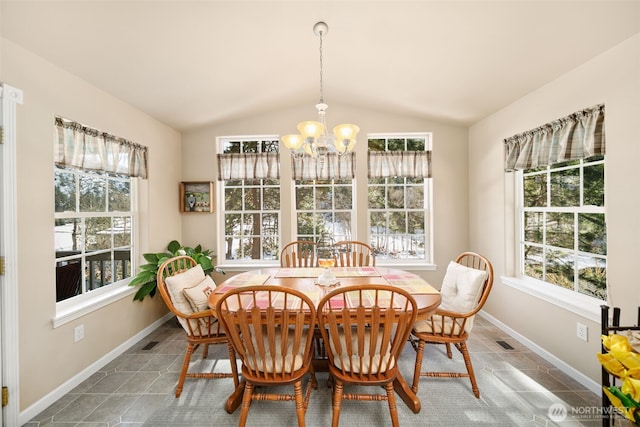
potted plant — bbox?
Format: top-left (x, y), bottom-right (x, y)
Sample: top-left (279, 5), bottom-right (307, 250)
top-left (129, 240), bottom-right (223, 301)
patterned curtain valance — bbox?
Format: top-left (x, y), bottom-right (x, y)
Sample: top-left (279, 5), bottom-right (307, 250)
top-left (504, 104), bottom-right (605, 172)
top-left (54, 116), bottom-right (148, 179)
top-left (217, 152), bottom-right (280, 181)
top-left (291, 152), bottom-right (355, 181)
top-left (367, 151), bottom-right (432, 179)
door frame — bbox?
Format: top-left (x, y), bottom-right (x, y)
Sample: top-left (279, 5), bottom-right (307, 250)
top-left (1, 82), bottom-right (23, 427)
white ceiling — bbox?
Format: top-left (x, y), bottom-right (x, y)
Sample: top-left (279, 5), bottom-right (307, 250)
top-left (2, 1), bottom-right (639, 131)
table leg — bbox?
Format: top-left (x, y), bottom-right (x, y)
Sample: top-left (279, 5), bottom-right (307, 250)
top-left (393, 373), bottom-right (421, 413)
top-left (224, 380), bottom-right (246, 414)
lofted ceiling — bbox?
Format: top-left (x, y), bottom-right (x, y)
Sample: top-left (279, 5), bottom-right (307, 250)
top-left (1, 1), bottom-right (639, 132)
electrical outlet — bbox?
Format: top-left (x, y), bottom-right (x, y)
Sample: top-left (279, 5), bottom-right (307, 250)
top-left (74, 325), bottom-right (84, 343)
top-left (576, 322), bottom-right (588, 342)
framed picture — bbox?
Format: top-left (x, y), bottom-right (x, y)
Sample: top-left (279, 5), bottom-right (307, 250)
top-left (180, 182), bottom-right (214, 213)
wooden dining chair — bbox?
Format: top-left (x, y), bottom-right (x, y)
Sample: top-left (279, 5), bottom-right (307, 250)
top-left (215, 285), bottom-right (318, 427)
top-left (280, 240), bottom-right (318, 267)
top-left (156, 255), bottom-right (239, 397)
top-left (410, 252), bottom-right (494, 398)
top-left (333, 240), bottom-right (375, 267)
top-left (317, 284), bottom-right (417, 427)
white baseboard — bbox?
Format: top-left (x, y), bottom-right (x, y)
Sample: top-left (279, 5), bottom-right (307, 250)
top-left (479, 311), bottom-right (600, 395)
top-left (19, 313), bottom-right (174, 426)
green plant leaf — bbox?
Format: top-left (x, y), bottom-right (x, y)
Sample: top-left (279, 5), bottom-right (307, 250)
top-left (128, 270), bottom-right (155, 287)
top-left (143, 253), bottom-right (159, 263)
top-left (157, 254), bottom-right (171, 266)
top-left (133, 281), bottom-right (158, 301)
top-left (197, 256), bottom-right (214, 273)
top-left (167, 240), bottom-right (181, 253)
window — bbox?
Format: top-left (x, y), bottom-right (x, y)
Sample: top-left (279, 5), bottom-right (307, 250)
top-left (295, 177), bottom-right (354, 243)
top-left (218, 137), bottom-right (280, 262)
top-left (504, 104), bottom-right (606, 314)
top-left (53, 116), bottom-right (147, 321)
top-left (519, 156), bottom-right (606, 300)
top-left (54, 166), bottom-right (133, 302)
top-left (368, 134), bottom-right (432, 264)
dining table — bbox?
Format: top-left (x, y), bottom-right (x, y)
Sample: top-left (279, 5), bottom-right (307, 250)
top-left (208, 265), bottom-right (441, 415)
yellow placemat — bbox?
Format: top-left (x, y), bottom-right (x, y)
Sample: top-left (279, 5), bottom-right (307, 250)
top-left (214, 274), bottom-right (270, 294)
top-left (382, 274), bottom-right (439, 294)
top-left (333, 267), bottom-right (380, 277)
top-left (275, 268), bottom-right (324, 278)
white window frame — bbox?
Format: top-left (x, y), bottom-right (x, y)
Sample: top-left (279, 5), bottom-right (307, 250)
top-left (53, 170), bottom-right (139, 327)
top-left (504, 162), bottom-right (606, 323)
top-left (368, 133), bottom-right (435, 270)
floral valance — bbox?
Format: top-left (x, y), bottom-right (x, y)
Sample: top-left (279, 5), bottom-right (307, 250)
top-left (54, 116), bottom-right (148, 178)
top-left (291, 152), bottom-right (355, 181)
top-left (217, 153), bottom-right (280, 180)
top-left (368, 151), bottom-right (432, 179)
top-left (504, 104), bottom-right (605, 172)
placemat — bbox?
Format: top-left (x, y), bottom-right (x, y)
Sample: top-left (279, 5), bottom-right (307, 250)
top-left (275, 267), bottom-right (381, 278)
top-left (214, 274), bottom-right (270, 294)
top-left (382, 274), bottom-right (439, 294)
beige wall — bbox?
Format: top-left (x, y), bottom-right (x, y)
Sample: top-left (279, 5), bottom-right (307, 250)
top-left (1, 39), bottom-right (184, 410)
top-left (469, 33), bottom-right (640, 382)
top-left (181, 104), bottom-right (470, 285)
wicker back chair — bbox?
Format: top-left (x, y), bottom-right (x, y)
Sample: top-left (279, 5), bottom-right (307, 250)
top-left (280, 240), bottom-right (318, 267)
top-left (156, 255), bottom-right (239, 397)
top-left (317, 284), bottom-right (417, 427)
top-left (216, 286), bottom-right (318, 427)
top-left (410, 251), bottom-right (494, 398)
top-left (333, 240), bottom-right (375, 267)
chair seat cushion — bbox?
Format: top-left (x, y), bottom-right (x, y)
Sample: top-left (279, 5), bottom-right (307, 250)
top-left (245, 328), bottom-right (309, 374)
top-left (440, 261), bottom-right (487, 314)
top-left (329, 328), bottom-right (395, 374)
top-left (413, 315), bottom-right (472, 336)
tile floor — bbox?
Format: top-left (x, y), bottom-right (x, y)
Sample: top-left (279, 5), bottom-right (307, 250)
top-left (24, 316), bottom-right (620, 426)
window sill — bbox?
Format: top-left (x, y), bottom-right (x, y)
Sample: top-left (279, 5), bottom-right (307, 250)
top-left (53, 283), bottom-right (136, 328)
top-left (375, 260), bottom-right (436, 271)
top-left (217, 261), bottom-right (436, 272)
top-left (501, 276), bottom-right (603, 323)
top-left (216, 261), bottom-right (280, 272)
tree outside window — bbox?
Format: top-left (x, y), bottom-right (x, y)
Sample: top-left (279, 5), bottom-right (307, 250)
top-left (521, 156), bottom-right (606, 300)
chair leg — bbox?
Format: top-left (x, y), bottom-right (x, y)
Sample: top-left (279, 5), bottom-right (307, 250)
top-left (385, 382), bottom-right (400, 427)
top-left (308, 364), bottom-right (318, 391)
top-left (331, 379), bottom-right (344, 427)
top-left (238, 382), bottom-right (254, 427)
top-left (227, 343), bottom-right (240, 388)
top-left (412, 338), bottom-right (426, 394)
top-left (446, 342), bottom-right (453, 358)
top-left (459, 341), bottom-right (480, 398)
top-left (176, 343), bottom-right (195, 397)
top-left (294, 380), bottom-right (306, 427)
top-left (202, 343), bottom-right (209, 359)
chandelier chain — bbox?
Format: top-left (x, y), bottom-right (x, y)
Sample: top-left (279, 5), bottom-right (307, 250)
top-left (318, 29), bottom-right (324, 104)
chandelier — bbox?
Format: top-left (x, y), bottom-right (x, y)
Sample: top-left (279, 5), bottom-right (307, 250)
top-left (281, 22), bottom-right (359, 157)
